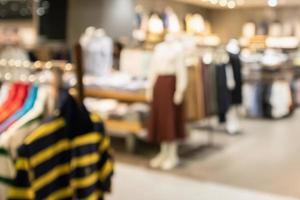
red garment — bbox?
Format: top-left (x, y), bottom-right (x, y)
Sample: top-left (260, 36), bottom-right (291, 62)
top-left (0, 83), bottom-right (20, 109)
top-left (0, 83), bottom-right (29, 124)
top-left (148, 75), bottom-right (185, 143)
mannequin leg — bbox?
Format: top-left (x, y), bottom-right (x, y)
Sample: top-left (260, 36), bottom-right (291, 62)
top-left (150, 143), bottom-right (168, 168)
top-left (161, 142), bottom-right (179, 170)
top-left (226, 106), bottom-right (241, 135)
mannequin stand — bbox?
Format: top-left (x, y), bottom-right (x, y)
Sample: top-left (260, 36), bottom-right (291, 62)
top-left (150, 142), bottom-right (179, 170)
top-left (226, 106), bottom-right (241, 135)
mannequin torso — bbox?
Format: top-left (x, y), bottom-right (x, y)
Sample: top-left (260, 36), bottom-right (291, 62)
top-left (147, 38), bottom-right (187, 104)
top-left (80, 27), bottom-right (113, 76)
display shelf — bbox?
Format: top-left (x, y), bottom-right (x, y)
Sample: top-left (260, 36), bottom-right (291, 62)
top-left (71, 87), bottom-right (147, 133)
top-left (81, 86), bottom-right (148, 152)
top-left (105, 119), bottom-right (144, 135)
top-left (84, 87), bottom-right (147, 103)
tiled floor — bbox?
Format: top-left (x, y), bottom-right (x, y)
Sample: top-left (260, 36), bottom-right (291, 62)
top-left (107, 163), bottom-right (298, 200)
top-left (113, 110), bottom-right (300, 199)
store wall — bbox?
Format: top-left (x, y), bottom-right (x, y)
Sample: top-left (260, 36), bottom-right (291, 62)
top-left (39, 0), bottom-right (68, 40)
top-left (67, 0), bottom-right (209, 45)
top-left (209, 7), bottom-right (300, 42)
top-left (67, 0), bottom-right (135, 45)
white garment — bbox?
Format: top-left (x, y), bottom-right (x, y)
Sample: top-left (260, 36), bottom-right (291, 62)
top-left (265, 37), bottom-right (299, 49)
top-left (0, 86), bottom-right (48, 200)
top-left (226, 64), bottom-right (236, 90)
top-left (120, 49), bottom-right (153, 78)
top-left (0, 83), bottom-right (10, 105)
top-left (0, 86), bottom-right (48, 156)
top-left (0, 46), bottom-right (29, 61)
top-left (270, 81), bottom-right (292, 119)
top-left (146, 40), bottom-right (187, 104)
top-left (165, 7), bottom-right (181, 33)
top-left (261, 49), bottom-right (288, 67)
top-left (226, 39), bottom-right (240, 55)
top-left (0, 122), bottom-right (39, 200)
top-left (80, 34), bottom-right (113, 77)
top-left (0, 183), bottom-right (7, 200)
top-left (242, 83), bottom-right (255, 116)
top-left (84, 98), bottom-right (119, 119)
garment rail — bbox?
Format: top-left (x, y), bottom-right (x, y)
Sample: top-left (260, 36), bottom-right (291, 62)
top-left (0, 58), bottom-right (113, 199)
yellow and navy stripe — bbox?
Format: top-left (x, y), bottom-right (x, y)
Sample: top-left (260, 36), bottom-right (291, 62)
top-left (9, 113), bottom-right (113, 200)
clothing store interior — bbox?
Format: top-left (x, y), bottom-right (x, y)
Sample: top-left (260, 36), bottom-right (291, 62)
top-left (1, 0), bottom-right (300, 199)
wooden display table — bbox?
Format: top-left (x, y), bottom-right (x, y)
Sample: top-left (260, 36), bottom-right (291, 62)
top-left (85, 87), bottom-right (147, 103)
top-left (83, 87), bottom-right (148, 152)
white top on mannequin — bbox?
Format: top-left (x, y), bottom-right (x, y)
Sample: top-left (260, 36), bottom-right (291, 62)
top-left (179, 35), bottom-right (199, 67)
top-left (80, 27), bottom-right (113, 77)
top-left (94, 28), bottom-right (105, 37)
top-left (146, 34), bottom-right (187, 105)
top-left (165, 7), bottom-right (181, 33)
top-left (80, 26), bottom-right (96, 47)
top-left (226, 39), bottom-right (240, 55)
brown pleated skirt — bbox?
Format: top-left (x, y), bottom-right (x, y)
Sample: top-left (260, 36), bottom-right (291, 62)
top-left (148, 75), bottom-right (185, 143)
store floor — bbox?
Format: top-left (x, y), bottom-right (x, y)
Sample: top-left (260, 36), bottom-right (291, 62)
top-left (113, 110), bottom-right (300, 199)
top-left (107, 163), bottom-right (297, 200)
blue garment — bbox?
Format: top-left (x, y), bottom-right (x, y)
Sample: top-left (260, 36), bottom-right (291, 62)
top-left (0, 85), bottom-right (38, 133)
top-left (251, 83), bottom-right (264, 117)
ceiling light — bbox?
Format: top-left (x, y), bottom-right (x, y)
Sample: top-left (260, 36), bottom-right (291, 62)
top-left (227, 1), bottom-right (236, 9)
top-left (268, 0), bottom-right (278, 7)
top-left (205, 0), bottom-right (238, 9)
top-left (219, 0), bottom-right (227, 7)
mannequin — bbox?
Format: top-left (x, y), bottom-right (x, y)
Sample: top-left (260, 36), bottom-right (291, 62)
top-left (80, 26), bottom-right (96, 47)
top-left (147, 33), bottom-right (187, 170)
top-left (226, 39), bottom-right (242, 134)
top-left (185, 14), bottom-right (205, 34)
top-left (79, 26), bottom-right (95, 76)
top-left (164, 7), bottom-right (181, 33)
top-left (94, 28), bottom-right (105, 37)
top-left (80, 27), bottom-right (113, 77)
top-left (226, 39), bottom-right (240, 55)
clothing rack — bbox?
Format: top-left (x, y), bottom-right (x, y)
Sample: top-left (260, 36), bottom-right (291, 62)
top-left (184, 48), bottom-right (238, 150)
top-left (74, 42), bottom-right (240, 152)
top-left (0, 59), bottom-right (78, 114)
top-left (0, 57), bottom-right (113, 199)
top-left (74, 43), bottom-right (145, 152)
top-left (74, 43), bottom-right (85, 103)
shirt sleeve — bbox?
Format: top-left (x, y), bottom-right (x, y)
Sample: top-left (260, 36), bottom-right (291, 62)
top-left (8, 145), bottom-right (34, 200)
top-left (175, 49), bottom-right (188, 95)
top-left (98, 133), bottom-right (114, 192)
top-left (91, 113), bottom-right (114, 192)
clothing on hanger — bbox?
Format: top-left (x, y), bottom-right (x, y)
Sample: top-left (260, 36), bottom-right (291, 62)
top-left (242, 81), bottom-right (293, 119)
top-left (0, 85), bottom-right (38, 133)
top-left (184, 64), bottom-right (205, 121)
top-left (81, 32), bottom-right (113, 77)
top-left (228, 53), bottom-right (243, 105)
top-left (216, 64), bottom-right (231, 123)
top-left (0, 85), bottom-right (49, 157)
top-left (8, 91), bottom-right (113, 200)
top-left (0, 83), bottom-right (29, 124)
top-left (0, 57), bottom-right (113, 200)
